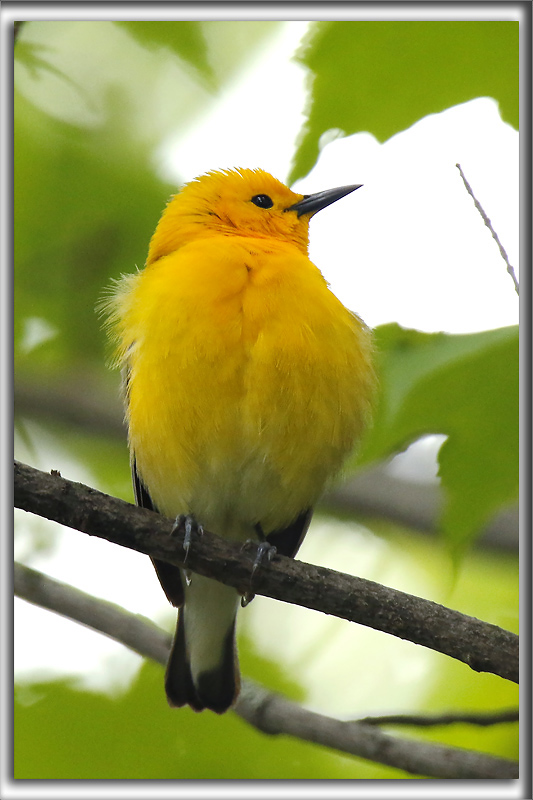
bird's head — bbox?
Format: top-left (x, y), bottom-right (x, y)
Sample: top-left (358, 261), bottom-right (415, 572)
top-left (146, 168), bottom-right (361, 264)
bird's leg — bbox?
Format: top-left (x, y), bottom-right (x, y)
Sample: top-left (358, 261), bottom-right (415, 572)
top-left (241, 524), bottom-right (277, 607)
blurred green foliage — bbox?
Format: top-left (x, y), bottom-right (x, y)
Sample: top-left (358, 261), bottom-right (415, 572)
top-left (14, 89), bottom-right (173, 373)
top-left (14, 19), bottom-right (518, 780)
top-left (115, 21), bottom-right (218, 88)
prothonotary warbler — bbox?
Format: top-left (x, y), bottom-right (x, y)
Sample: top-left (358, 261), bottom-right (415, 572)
top-left (103, 167), bottom-right (375, 713)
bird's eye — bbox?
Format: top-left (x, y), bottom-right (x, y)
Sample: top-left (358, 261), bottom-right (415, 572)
top-left (251, 194), bottom-right (274, 209)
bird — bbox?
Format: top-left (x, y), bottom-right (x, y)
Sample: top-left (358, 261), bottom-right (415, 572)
top-left (102, 167), bottom-right (375, 713)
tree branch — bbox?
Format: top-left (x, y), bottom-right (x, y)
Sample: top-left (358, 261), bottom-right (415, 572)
top-left (236, 685), bottom-right (518, 780)
top-left (14, 460), bottom-right (519, 683)
top-left (14, 562), bottom-right (518, 779)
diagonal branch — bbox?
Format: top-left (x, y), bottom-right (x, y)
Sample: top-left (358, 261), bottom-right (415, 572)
top-left (14, 460), bottom-right (519, 683)
top-left (14, 562), bottom-right (518, 779)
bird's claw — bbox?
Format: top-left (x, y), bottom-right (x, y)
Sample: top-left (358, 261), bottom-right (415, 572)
top-left (171, 514), bottom-right (204, 564)
top-left (241, 540), bottom-right (277, 607)
top-left (251, 540), bottom-right (277, 573)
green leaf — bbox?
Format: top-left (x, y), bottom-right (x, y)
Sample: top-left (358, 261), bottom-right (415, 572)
top-left (291, 21), bottom-right (518, 181)
top-left (358, 323), bottom-right (518, 552)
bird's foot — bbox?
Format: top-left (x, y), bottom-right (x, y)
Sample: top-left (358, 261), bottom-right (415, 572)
top-left (241, 539), bottom-right (277, 607)
top-left (171, 514), bottom-right (204, 565)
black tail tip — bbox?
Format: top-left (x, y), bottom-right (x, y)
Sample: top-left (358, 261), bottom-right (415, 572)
top-left (165, 669), bottom-right (240, 714)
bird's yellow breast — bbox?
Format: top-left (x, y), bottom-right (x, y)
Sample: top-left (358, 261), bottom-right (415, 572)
top-left (111, 234), bottom-right (374, 536)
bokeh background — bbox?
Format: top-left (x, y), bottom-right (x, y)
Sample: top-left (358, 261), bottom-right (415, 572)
top-left (13, 16), bottom-right (519, 780)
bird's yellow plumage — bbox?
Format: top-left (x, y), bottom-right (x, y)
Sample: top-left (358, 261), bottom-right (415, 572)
top-left (103, 167), bottom-right (375, 713)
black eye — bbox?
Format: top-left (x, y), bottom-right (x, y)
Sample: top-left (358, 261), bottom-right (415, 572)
top-left (251, 194), bottom-right (274, 209)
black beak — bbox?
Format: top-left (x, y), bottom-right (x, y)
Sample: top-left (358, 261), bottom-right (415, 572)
top-left (287, 184), bottom-right (362, 218)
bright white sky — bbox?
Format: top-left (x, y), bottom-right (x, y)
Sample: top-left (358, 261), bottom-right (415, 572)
top-left (14, 20), bottom-right (520, 690)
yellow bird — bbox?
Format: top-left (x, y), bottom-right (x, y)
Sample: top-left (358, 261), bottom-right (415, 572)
top-left (103, 168), bottom-right (375, 713)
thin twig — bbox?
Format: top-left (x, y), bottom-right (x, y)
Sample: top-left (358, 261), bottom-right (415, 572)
top-left (357, 709), bottom-right (519, 728)
top-left (456, 163), bottom-right (519, 295)
top-left (14, 460), bottom-right (519, 683)
top-left (14, 562), bottom-right (518, 779)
